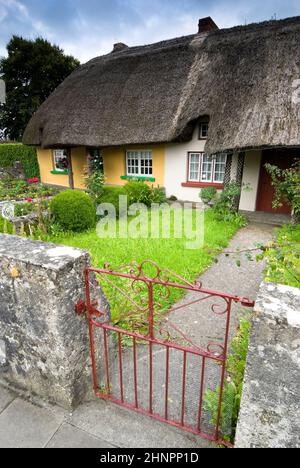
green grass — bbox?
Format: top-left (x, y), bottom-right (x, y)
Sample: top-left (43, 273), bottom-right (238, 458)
top-left (45, 209), bottom-right (242, 325)
top-left (265, 224), bottom-right (300, 288)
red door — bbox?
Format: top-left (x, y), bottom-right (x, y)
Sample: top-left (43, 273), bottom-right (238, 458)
top-left (256, 150), bottom-right (297, 214)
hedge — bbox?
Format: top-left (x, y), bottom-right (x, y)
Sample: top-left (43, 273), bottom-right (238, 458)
top-left (0, 144), bottom-right (39, 179)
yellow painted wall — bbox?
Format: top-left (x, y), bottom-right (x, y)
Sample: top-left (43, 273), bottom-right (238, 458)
top-left (102, 145), bottom-right (165, 187)
top-left (37, 145), bottom-right (165, 189)
top-left (37, 148), bottom-right (69, 188)
top-left (37, 147), bottom-right (87, 189)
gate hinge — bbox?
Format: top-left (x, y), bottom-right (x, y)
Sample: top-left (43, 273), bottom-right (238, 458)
top-left (75, 300), bottom-right (105, 318)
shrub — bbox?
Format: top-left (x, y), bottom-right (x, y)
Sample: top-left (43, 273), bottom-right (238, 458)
top-left (124, 181), bottom-right (152, 206)
top-left (212, 182), bottom-right (247, 226)
top-left (214, 181), bottom-right (241, 213)
top-left (124, 181), bottom-right (166, 207)
top-left (149, 186), bottom-right (167, 204)
top-left (200, 187), bottom-right (217, 202)
top-left (98, 186), bottom-right (127, 217)
top-left (50, 190), bottom-right (96, 232)
top-left (0, 144), bottom-right (39, 178)
top-left (265, 161), bottom-right (300, 223)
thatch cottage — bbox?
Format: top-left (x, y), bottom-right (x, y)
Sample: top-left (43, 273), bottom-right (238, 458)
top-left (23, 16), bottom-right (300, 214)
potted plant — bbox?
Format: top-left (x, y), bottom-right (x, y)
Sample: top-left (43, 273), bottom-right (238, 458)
top-left (200, 187), bottom-right (217, 205)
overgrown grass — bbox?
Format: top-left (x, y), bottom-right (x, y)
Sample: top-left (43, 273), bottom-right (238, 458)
top-left (203, 317), bottom-right (251, 444)
top-left (45, 209), bottom-right (242, 323)
top-left (265, 224), bottom-right (300, 288)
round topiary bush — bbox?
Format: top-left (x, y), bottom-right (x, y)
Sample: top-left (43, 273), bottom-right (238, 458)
top-left (50, 190), bottom-right (96, 232)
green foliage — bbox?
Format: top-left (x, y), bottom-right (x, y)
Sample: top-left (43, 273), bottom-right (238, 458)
top-left (0, 216), bottom-right (13, 234)
top-left (148, 186), bottom-right (167, 204)
top-left (0, 176), bottom-right (58, 201)
top-left (262, 224), bottom-right (300, 288)
top-left (124, 181), bottom-right (152, 205)
top-left (0, 144), bottom-right (39, 178)
top-left (265, 161), bottom-right (300, 221)
top-left (45, 209), bottom-right (242, 322)
top-left (14, 202), bottom-right (35, 217)
top-left (212, 182), bottom-right (247, 226)
top-left (200, 187), bottom-right (217, 202)
top-left (124, 181), bottom-right (166, 207)
top-left (98, 186), bottom-right (127, 217)
top-left (204, 318), bottom-right (251, 442)
top-left (50, 190), bottom-right (96, 232)
top-left (13, 199), bottom-right (50, 217)
top-left (214, 181), bottom-right (242, 213)
top-left (85, 170), bottom-right (105, 204)
top-left (0, 36), bottom-right (80, 140)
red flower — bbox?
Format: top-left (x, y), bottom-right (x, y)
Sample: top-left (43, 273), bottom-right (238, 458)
top-left (27, 198), bottom-right (33, 203)
top-left (27, 178), bottom-right (39, 184)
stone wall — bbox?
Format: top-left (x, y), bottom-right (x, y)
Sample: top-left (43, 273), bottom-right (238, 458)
top-left (235, 282), bottom-right (300, 448)
top-left (0, 234), bottom-right (108, 409)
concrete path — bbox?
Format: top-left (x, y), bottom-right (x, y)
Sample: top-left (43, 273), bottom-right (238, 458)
top-left (0, 223), bottom-right (274, 448)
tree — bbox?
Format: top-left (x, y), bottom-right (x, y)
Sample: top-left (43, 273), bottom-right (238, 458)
top-left (0, 36), bottom-right (80, 141)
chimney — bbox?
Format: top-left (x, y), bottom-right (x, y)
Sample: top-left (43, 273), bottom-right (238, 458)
top-left (112, 42), bottom-right (128, 53)
top-left (198, 17), bottom-right (219, 34)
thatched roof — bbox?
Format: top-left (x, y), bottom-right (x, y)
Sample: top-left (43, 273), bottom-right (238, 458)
top-left (23, 16), bottom-right (300, 154)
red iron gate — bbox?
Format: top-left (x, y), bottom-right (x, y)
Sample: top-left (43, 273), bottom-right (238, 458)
top-left (77, 261), bottom-right (254, 447)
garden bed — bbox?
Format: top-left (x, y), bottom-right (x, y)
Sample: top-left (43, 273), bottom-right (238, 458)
top-left (0, 177), bottom-right (58, 202)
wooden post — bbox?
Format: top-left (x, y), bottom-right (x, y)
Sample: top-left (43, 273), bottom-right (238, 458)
top-left (67, 149), bottom-right (74, 189)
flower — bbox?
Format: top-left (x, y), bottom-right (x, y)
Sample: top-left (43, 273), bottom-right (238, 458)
top-left (27, 198), bottom-right (33, 203)
top-left (27, 178), bottom-right (39, 184)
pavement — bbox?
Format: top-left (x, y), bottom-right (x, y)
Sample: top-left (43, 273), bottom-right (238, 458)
top-left (0, 223), bottom-right (274, 448)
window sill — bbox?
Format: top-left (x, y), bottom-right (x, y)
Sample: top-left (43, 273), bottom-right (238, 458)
top-left (121, 175), bottom-right (156, 182)
top-left (182, 182), bottom-right (224, 189)
top-left (51, 170), bottom-right (69, 175)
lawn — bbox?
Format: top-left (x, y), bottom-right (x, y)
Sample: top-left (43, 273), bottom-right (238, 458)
top-left (47, 209), bottom-right (243, 324)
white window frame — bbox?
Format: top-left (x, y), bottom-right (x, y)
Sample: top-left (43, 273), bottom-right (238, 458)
top-left (126, 150), bottom-right (153, 177)
top-left (199, 122), bottom-right (209, 140)
top-left (53, 149), bottom-right (69, 172)
top-left (188, 153), bottom-right (201, 182)
top-left (188, 152), bottom-right (227, 184)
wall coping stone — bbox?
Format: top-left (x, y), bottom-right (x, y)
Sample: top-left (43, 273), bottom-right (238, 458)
top-left (0, 234), bottom-right (88, 272)
top-left (235, 281), bottom-right (300, 448)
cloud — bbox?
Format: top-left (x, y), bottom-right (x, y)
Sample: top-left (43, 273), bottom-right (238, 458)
top-left (0, 0), bottom-right (300, 63)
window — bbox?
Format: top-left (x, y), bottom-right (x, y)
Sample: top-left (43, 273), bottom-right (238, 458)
top-left (53, 149), bottom-right (69, 172)
top-left (126, 151), bottom-right (153, 177)
top-left (189, 153), bottom-right (201, 181)
top-left (188, 153), bottom-right (227, 184)
top-left (199, 122), bottom-right (209, 139)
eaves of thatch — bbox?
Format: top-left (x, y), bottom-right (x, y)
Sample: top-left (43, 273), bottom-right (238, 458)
top-left (23, 16), bottom-right (300, 154)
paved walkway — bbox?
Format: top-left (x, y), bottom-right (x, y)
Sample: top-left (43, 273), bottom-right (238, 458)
top-left (0, 223), bottom-right (274, 448)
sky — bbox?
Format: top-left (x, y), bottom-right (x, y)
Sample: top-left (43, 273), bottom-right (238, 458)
top-left (0, 0), bottom-right (300, 63)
